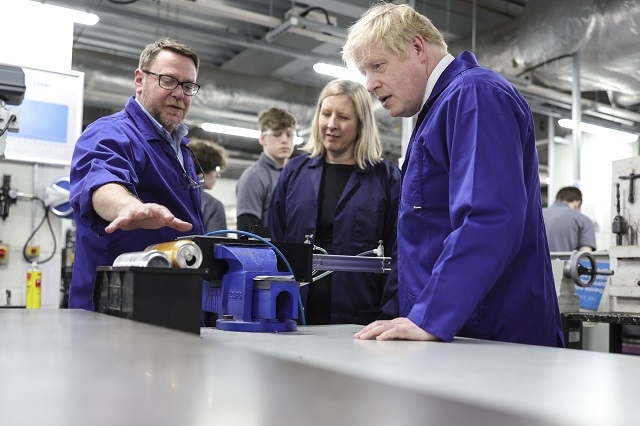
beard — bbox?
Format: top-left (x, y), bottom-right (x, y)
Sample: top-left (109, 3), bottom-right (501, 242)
top-left (140, 91), bottom-right (187, 133)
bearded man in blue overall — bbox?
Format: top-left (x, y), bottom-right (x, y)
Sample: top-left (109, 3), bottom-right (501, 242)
top-left (69, 38), bottom-right (205, 310)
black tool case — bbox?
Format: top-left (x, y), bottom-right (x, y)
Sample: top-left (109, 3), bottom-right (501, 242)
top-left (93, 266), bottom-right (205, 334)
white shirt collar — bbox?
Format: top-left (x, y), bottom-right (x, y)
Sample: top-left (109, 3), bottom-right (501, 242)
top-left (422, 53), bottom-right (455, 107)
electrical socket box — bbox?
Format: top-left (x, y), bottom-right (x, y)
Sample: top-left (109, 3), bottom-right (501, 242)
top-left (0, 243), bottom-right (8, 265)
top-left (25, 245), bottom-right (40, 261)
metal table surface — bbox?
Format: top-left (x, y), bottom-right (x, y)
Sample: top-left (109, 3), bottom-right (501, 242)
top-left (203, 325), bottom-right (640, 426)
top-left (0, 310), bottom-right (638, 426)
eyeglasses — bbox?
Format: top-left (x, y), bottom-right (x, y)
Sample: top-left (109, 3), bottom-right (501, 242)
top-left (262, 130), bottom-right (296, 140)
top-left (186, 154), bottom-right (206, 189)
top-left (142, 70), bottom-right (200, 96)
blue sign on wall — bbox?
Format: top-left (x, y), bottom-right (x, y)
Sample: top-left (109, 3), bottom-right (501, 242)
top-left (574, 262), bottom-right (609, 310)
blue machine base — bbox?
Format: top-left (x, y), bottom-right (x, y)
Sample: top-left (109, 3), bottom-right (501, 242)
top-left (216, 318), bottom-right (297, 333)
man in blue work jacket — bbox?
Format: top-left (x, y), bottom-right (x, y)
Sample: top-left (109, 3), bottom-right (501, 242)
top-left (69, 38), bottom-right (205, 310)
top-left (342, 3), bottom-right (564, 347)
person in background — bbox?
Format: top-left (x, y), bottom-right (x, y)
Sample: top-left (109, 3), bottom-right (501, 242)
top-left (342, 3), bottom-right (563, 346)
top-left (69, 37), bottom-right (205, 310)
top-left (188, 138), bottom-right (229, 233)
top-left (269, 79), bottom-right (400, 325)
top-left (543, 186), bottom-right (596, 252)
top-left (235, 107), bottom-right (297, 233)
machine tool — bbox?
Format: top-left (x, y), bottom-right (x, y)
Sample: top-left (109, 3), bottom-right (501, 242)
top-left (550, 158), bottom-right (640, 352)
top-left (551, 250), bottom-right (613, 313)
top-left (609, 156), bottom-right (640, 313)
top-left (0, 64), bottom-right (25, 162)
top-left (612, 182), bottom-right (629, 246)
top-left (94, 234), bottom-right (392, 334)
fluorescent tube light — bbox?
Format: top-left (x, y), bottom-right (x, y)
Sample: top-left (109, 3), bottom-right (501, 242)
top-left (201, 123), bottom-right (304, 145)
top-left (16, 0), bottom-right (99, 25)
top-left (313, 63), bottom-right (365, 85)
top-left (55, 6), bottom-right (99, 26)
top-left (202, 123), bottom-right (260, 139)
top-left (558, 119), bottom-right (638, 143)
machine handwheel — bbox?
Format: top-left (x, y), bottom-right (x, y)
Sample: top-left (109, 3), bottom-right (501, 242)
top-left (563, 251), bottom-right (597, 288)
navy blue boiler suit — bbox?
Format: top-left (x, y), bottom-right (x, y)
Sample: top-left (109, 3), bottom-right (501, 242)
top-left (269, 154), bottom-right (401, 324)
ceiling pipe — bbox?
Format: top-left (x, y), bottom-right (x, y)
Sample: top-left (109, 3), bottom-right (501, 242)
top-left (451, 0), bottom-right (640, 110)
top-left (572, 51), bottom-right (582, 185)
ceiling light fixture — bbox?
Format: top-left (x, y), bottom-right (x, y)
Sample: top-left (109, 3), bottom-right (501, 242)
top-left (202, 123), bottom-right (260, 139)
top-left (16, 0), bottom-right (99, 25)
top-left (558, 119), bottom-right (638, 143)
top-left (265, 12), bottom-right (346, 46)
top-left (201, 123), bottom-right (304, 145)
top-left (313, 63), bottom-right (365, 85)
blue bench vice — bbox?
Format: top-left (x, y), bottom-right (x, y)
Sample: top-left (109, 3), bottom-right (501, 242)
top-left (202, 243), bottom-right (298, 332)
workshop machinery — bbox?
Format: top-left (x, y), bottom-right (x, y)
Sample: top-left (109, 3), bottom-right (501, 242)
top-left (550, 156), bottom-right (640, 315)
top-left (0, 64), bottom-right (24, 163)
top-left (0, 65), bottom-right (24, 221)
top-left (553, 156), bottom-right (640, 352)
top-left (609, 156), bottom-right (640, 313)
top-left (551, 250), bottom-right (613, 313)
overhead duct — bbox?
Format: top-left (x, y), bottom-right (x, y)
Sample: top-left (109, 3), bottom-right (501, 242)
top-left (451, 0), bottom-right (640, 117)
top-left (73, 49), bottom-right (318, 127)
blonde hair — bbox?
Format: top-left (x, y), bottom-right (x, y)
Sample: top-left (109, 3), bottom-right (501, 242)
top-left (342, 2), bottom-right (447, 68)
top-left (304, 79), bottom-right (382, 169)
